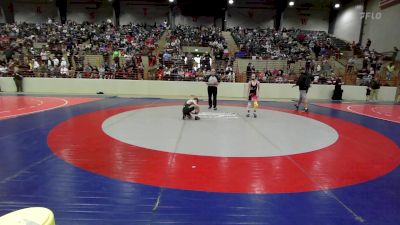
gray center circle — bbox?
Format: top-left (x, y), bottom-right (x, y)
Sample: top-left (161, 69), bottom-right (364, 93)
top-left (102, 106), bottom-right (339, 157)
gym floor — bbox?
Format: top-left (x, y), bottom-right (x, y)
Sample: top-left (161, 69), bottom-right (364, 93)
top-left (0, 95), bottom-right (399, 225)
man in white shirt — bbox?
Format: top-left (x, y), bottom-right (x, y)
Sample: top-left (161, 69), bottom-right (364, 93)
top-left (40, 49), bottom-right (48, 62)
top-left (53, 57), bottom-right (60, 67)
top-left (60, 66), bottom-right (69, 77)
top-left (60, 57), bottom-right (68, 68)
top-left (205, 69), bottom-right (220, 110)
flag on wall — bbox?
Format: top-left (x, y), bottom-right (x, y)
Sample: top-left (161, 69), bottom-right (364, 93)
top-left (247, 10), bottom-right (254, 19)
top-left (379, 0), bottom-right (400, 9)
top-left (8, 2), bottom-right (14, 13)
top-left (299, 13), bottom-right (310, 25)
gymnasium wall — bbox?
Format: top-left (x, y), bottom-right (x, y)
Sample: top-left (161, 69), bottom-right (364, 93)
top-left (333, 2), bottom-right (364, 43)
top-left (14, 1), bottom-right (59, 24)
top-left (0, 7), bottom-right (6, 23)
top-left (362, 0), bottom-right (400, 52)
top-left (174, 14), bottom-right (214, 27)
top-left (0, 78), bottom-right (397, 102)
top-left (120, 4), bottom-right (168, 26)
top-left (67, 2), bottom-right (113, 24)
top-left (281, 7), bottom-right (329, 32)
top-left (333, 0), bottom-right (400, 52)
top-left (226, 8), bottom-right (275, 28)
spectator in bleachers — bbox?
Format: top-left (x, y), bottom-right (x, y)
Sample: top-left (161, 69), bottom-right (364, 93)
top-left (366, 39), bottom-right (372, 50)
top-left (98, 65), bottom-right (105, 79)
top-left (392, 47), bottom-right (399, 63)
top-left (321, 60), bottom-right (332, 77)
top-left (346, 56), bottom-right (355, 73)
top-left (225, 65), bottom-right (234, 82)
top-left (163, 51), bottom-right (172, 66)
top-left (386, 63), bottom-right (395, 80)
top-left (60, 65), bottom-right (69, 78)
top-left (4, 47), bottom-right (14, 63)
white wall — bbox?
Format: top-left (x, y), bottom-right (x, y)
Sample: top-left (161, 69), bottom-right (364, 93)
top-left (120, 4), bottom-right (168, 25)
top-left (0, 78), bottom-right (396, 101)
top-left (14, 2), bottom-right (59, 24)
top-left (333, 3), bottom-right (364, 43)
top-left (226, 8), bottom-right (275, 28)
top-left (67, 3), bottom-right (113, 24)
top-left (362, 0), bottom-right (400, 52)
top-left (0, 7), bottom-right (5, 23)
top-left (282, 8), bottom-right (329, 32)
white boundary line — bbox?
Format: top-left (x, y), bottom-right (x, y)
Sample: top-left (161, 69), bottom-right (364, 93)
top-left (0, 97), bottom-right (69, 120)
top-left (346, 105), bottom-right (399, 124)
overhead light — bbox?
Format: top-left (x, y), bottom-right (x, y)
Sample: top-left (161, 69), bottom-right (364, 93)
top-left (334, 3), bottom-right (341, 8)
top-left (169, 0), bottom-right (174, 3)
top-left (195, 49), bottom-right (199, 52)
top-left (228, 0), bottom-right (234, 5)
top-left (289, 1), bottom-right (295, 6)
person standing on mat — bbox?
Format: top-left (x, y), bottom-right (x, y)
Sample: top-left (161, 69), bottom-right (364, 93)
top-left (370, 77), bottom-right (381, 102)
top-left (246, 74), bottom-right (260, 118)
top-left (293, 69), bottom-right (311, 112)
top-left (13, 67), bottom-right (24, 93)
top-left (331, 76), bottom-right (343, 101)
top-left (205, 69), bottom-right (220, 110)
top-left (182, 96), bottom-right (200, 120)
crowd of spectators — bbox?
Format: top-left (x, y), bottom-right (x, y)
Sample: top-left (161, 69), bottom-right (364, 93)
top-left (231, 27), bottom-right (338, 61)
top-left (153, 25), bottom-right (231, 81)
top-left (1, 19), bottom-right (397, 88)
top-left (0, 19), bottom-right (165, 79)
top-left (349, 38), bottom-right (398, 86)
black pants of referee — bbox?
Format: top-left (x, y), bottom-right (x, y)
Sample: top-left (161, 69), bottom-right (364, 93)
top-left (208, 86), bottom-right (218, 109)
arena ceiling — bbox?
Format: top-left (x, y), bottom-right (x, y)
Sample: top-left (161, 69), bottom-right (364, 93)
top-left (13, 0), bottom-right (358, 16)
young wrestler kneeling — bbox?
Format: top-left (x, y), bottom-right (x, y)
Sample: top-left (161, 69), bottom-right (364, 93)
top-left (182, 96), bottom-right (200, 120)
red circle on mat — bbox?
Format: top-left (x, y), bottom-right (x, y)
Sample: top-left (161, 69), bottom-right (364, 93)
top-left (47, 104), bottom-right (400, 193)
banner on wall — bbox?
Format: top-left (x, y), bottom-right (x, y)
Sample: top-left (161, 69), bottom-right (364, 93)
top-left (247, 10), bottom-right (254, 19)
top-left (89, 12), bottom-right (96, 21)
top-left (380, 0), bottom-right (400, 9)
top-left (299, 13), bottom-right (310, 25)
top-left (8, 2), bottom-right (14, 13)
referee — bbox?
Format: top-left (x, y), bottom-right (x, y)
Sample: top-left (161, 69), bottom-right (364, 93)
top-left (292, 68), bottom-right (311, 112)
top-left (205, 69), bottom-right (220, 110)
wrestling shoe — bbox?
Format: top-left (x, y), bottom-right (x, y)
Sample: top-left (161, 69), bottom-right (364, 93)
top-left (195, 116), bottom-right (200, 120)
top-left (246, 114), bottom-right (250, 117)
top-left (304, 108), bottom-right (309, 112)
top-left (295, 104), bottom-right (299, 110)
top-left (253, 113), bottom-right (257, 118)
